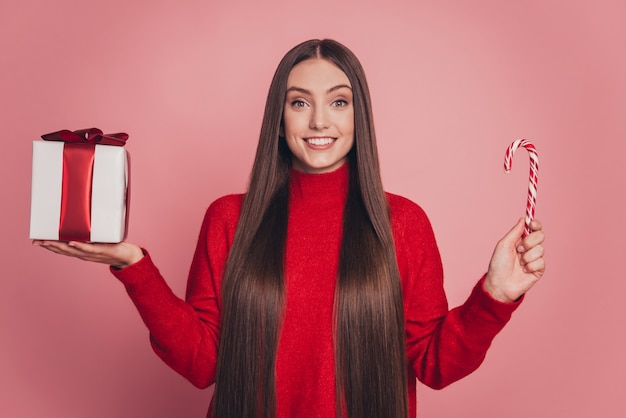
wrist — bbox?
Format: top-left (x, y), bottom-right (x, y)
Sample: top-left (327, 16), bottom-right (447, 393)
top-left (483, 274), bottom-right (516, 303)
top-left (112, 244), bottom-right (145, 270)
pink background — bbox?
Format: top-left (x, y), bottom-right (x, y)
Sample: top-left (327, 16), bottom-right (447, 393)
top-left (1, 0), bottom-right (624, 417)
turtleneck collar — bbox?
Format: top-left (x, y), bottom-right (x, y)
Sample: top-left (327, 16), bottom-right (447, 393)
top-left (289, 161), bottom-right (349, 204)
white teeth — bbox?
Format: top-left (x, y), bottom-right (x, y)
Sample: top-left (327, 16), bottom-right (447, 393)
top-left (306, 137), bottom-right (334, 146)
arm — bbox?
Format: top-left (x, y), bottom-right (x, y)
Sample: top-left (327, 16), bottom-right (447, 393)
top-left (114, 198), bottom-right (241, 388)
top-left (111, 246), bottom-right (221, 389)
top-left (391, 197), bottom-right (545, 389)
top-left (33, 195), bottom-right (242, 388)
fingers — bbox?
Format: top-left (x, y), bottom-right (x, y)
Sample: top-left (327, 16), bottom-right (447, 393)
top-left (522, 257), bottom-right (545, 277)
top-left (530, 219), bottom-right (543, 231)
top-left (519, 220), bottom-right (545, 251)
top-left (67, 240), bottom-right (102, 253)
top-left (34, 240), bottom-right (70, 253)
top-left (520, 242), bottom-right (544, 262)
top-left (34, 240), bottom-right (91, 258)
top-left (519, 243), bottom-right (545, 273)
top-left (34, 240), bottom-right (107, 263)
top-left (518, 219), bottom-right (545, 275)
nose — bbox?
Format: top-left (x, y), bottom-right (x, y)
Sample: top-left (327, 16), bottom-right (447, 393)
top-left (309, 106), bottom-right (329, 130)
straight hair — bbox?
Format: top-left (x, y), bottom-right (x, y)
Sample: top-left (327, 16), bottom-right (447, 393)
top-left (212, 39), bottom-right (408, 418)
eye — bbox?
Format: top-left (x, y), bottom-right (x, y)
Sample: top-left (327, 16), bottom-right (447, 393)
top-left (332, 99), bottom-right (349, 107)
top-left (291, 100), bottom-right (308, 108)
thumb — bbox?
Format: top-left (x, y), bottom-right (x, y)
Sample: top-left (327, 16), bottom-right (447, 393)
top-left (501, 218), bottom-right (525, 247)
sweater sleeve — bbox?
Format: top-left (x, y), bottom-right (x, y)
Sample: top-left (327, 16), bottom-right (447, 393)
top-left (110, 195), bottom-right (241, 388)
top-left (389, 194), bottom-right (522, 390)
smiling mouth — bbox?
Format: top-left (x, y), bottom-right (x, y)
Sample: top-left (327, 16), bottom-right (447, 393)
top-left (305, 137), bottom-right (335, 146)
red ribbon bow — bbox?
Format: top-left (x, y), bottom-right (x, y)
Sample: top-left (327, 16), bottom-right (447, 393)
top-left (40, 128), bottom-right (129, 241)
top-left (42, 128), bottom-right (128, 146)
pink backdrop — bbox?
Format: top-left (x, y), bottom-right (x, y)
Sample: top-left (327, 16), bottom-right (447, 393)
top-left (1, 0), bottom-right (624, 417)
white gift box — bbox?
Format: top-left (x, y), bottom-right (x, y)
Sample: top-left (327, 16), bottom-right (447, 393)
top-left (29, 140), bottom-right (129, 243)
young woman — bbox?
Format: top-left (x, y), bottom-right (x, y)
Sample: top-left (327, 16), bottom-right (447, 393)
top-left (35, 39), bottom-right (546, 418)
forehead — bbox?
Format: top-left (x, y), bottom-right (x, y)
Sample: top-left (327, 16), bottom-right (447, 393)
top-left (287, 58), bottom-right (351, 89)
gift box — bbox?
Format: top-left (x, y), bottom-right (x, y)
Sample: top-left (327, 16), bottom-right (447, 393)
top-left (29, 128), bottom-right (130, 243)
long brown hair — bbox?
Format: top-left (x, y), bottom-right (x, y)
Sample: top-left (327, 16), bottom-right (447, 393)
top-left (212, 39), bottom-right (408, 418)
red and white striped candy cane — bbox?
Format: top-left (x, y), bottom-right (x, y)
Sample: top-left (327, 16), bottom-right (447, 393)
top-left (504, 139), bottom-right (539, 237)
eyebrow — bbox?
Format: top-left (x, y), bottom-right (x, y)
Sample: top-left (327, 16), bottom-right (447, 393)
top-left (285, 84), bottom-right (352, 95)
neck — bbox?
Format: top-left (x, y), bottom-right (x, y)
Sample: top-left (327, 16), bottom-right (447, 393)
top-left (289, 162), bottom-right (349, 201)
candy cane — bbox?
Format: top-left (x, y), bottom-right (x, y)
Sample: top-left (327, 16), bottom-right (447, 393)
top-left (504, 139), bottom-right (539, 237)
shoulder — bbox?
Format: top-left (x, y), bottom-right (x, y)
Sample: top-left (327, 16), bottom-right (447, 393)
top-left (207, 193), bottom-right (244, 215)
top-left (386, 192), bottom-right (431, 226)
top-left (384, 193), bottom-right (443, 284)
top-left (202, 193), bottom-right (244, 231)
top-left (385, 192), bottom-right (438, 248)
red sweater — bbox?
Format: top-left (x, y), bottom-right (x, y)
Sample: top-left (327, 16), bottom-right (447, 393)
top-left (112, 163), bottom-right (521, 417)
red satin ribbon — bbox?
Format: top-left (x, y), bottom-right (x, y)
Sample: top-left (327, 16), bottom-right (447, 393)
top-left (42, 128), bottom-right (128, 146)
top-left (59, 143), bottom-right (95, 241)
top-left (41, 128), bottom-right (129, 242)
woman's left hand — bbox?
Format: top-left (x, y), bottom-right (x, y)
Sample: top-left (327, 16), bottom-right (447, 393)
top-left (483, 218), bottom-right (546, 303)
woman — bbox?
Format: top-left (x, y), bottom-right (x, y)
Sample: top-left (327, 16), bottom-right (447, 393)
top-left (35, 39), bottom-right (546, 418)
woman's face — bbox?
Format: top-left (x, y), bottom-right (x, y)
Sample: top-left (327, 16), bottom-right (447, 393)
top-left (282, 58), bottom-right (355, 174)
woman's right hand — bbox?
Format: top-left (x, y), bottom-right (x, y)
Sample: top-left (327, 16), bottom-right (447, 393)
top-left (33, 240), bottom-right (144, 270)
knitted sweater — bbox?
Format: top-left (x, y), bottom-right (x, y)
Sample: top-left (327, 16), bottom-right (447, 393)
top-left (112, 163), bottom-right (521, 417)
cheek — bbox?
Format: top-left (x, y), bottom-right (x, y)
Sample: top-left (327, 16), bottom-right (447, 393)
top-left (282, 111), bottom-right (301, 138)
top-left (339, 111), bottom-right (355, 134)
top-left (284, 134), bottom-right (302, 160)
top-left (282, 115), bottom-right (299, 149)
